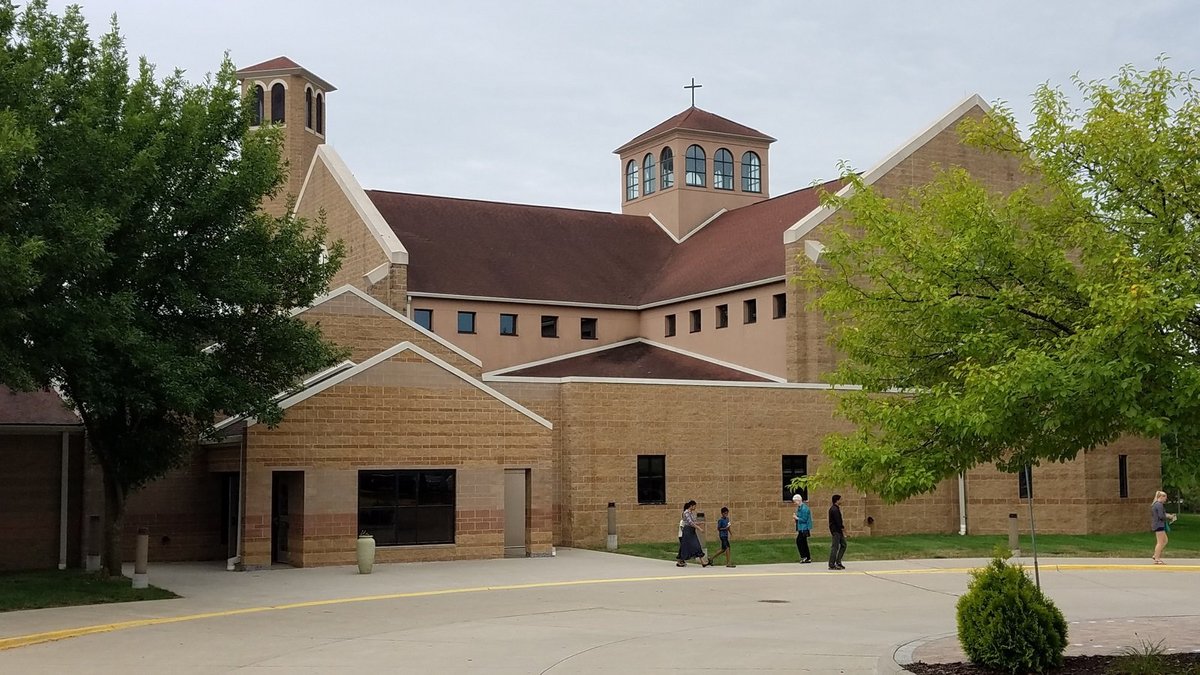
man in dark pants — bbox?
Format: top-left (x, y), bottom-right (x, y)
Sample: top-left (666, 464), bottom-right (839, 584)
top-left (828, 494), bottom-right (847, 570)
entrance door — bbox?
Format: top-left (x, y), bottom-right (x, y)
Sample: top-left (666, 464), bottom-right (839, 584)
top-left (271, 472), bottom-right (290, 564)
top-left (503, 469), bottom-right (528, 558)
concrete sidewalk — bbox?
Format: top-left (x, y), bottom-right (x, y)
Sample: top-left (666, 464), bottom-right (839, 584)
top-left (2, 551), bottom-right (1198, 674)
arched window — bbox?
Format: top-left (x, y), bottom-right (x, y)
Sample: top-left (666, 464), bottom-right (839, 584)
top-left (714, 148), bottom-right (734, 190)
top-left (252, 85), bottom-right (264, 126)
top-left (625, 160), bottom-right (639, 201)
top-left (642, 153), bottom-right (656, 195)
top-left (270, 83), bottom-right (285, 124)
top-left (660, 147), bottom-right (674, 189)
top-left (742, 151), bottom-right (761, 193)
top-left (315, 93), bottom-right (324, 134)
top-left (305, 87), bottom-right (313, 129)
top-left (685, 144), bottom-right (706, 187)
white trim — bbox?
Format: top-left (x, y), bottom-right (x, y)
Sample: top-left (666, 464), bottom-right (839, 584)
top-left (483, 337), bottom-right (786, 383)
top-left (804, 240), bottom-right (825, 263)
top-left (212, 359), bottom-right (357, 431)
top-left (292, 148), bottom-right (320, 214)
top-left (299, 285), bottom-right (483, 367)
top-left (638, 338), bottom-right (787, 382)
top-left (312, 145), bottom-right (409, 264)
top-left (364, 261), bottom-right (390, 285)
top-left (267, 78), bottom-right (289, 91)
top-left (647, 212), bottom-right (681, 243)
top-left (484, 338), bottom-right (643, 376)
top-left (408, 276), bottom-right (787, 312)
top-left (783, 93), bottom-right (991, 245)
top-left (677, 208), bottom-right (727, 243)
top-left (638, 276), bottom-right (786, 310)
top-left (486, 374), bottom-right (864, 390)
top-left (261, 341), bottom-right (551, 429)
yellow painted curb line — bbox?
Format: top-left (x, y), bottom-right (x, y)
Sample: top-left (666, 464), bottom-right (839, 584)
top-left (2, 563), bottom-right (1198, 653)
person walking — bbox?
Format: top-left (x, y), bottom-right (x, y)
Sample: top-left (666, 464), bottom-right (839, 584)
top-left (828, 494), bottom-right (847, 570)
top-left (678, 500), bottom-right (711, 568)
top-left (792, 493), bottom-right (812, 563)
top-left (1152, 490), bottom-right (1178, 565)
top-left (709, 506), bottom-right (735, 567)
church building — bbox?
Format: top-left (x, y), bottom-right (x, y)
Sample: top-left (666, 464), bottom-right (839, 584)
top-left (0, 57), bottom-right (1159, 571)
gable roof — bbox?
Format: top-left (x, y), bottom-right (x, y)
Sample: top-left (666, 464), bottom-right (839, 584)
top-left (615, 107), bottom-right (776, 154)
top-left (236, 56), bottom-right (337, 92)
top-left (488, 339), bottom-right (778, 382)
top-left (369, 180), bottom-right (839, 307)
top-left (0, 387), bottom-right (82, 426)
top-left (784, 93), bottom-right (989, 245)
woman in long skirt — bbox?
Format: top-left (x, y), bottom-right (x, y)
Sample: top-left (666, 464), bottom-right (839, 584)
top-left (677, 500), bottom-right (711, 568)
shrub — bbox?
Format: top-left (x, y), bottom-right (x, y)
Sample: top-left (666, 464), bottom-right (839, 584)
top-left (956, 554), bottom-right (1068, 674)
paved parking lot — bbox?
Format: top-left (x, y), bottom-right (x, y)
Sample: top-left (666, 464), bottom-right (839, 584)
top-left (1, 550), bottom-right (1198, 674)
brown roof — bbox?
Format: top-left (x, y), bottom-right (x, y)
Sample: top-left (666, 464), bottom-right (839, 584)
top-left (502, 342), bottom-right (771, 381)
top-left (236, 56), bottom-right (303, 73)
top-left (368, 191), bottom-right (675, 305)
top-left (615, 107), bottom-right (776, 154)
top-left (643, 179), bottom-right (844, 303)
top-left (368, 179), bottom-right (842, 306)
top-left (0, 387), bottom-right (81, 426)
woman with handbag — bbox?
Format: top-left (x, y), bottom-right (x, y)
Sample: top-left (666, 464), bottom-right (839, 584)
top-left (1152, 490), bottom-right (1178, 565)
top-left (793, 493), bottom-right (812, 563)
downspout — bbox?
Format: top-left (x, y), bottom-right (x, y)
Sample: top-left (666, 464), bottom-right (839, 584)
top-left (227, 427), bottom-right (247, 571)
top-left (59, 431), bottom-right (70, 570)
top-left (957, 473), bottom-right (967, 536)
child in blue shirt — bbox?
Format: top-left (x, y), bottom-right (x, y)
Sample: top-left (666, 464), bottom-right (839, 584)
top-left (710, 506), bottom-right (735, 567)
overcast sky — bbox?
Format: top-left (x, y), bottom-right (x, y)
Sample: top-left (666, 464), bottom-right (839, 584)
top-left (47, 1), bottom-right (1200, 212)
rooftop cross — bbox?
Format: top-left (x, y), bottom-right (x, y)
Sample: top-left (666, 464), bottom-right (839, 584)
top-left (684, 77), bottom-right (702, 107)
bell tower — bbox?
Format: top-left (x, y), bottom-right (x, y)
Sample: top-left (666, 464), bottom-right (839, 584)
top-left (615, 106), bottom-right (774, 240)
top-left (236, 57), bottom-right (337, 217)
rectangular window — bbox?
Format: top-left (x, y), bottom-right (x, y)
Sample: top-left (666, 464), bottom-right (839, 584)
top-left (413, 308), bottom-right (433, 331)
top-left (782, 455), bottom-right (808, 501)
top-left (689, 309), bottom-right (701, 333)
top-left (773, 293), bottom-right (787, 319)
top-left (743, 299), bottom-right (757, 324)
top-left (664, 314), bottom-right (676, 337)
top-left (457, 311), bottom-right (476, 334)
top-left (358, 469), bottom-right (456, 546)
top-left (716, 304), bottom-right (728, 329)
top-left (581, 317), bottom-right (598, 340)
top-left (541, 315), bottom-right (558, 338)
top-left (1018, 465), bottom-right (1034, 500)
top-left (500, 313), bottom-right (518, 336)
top-left (637, 455), bottom-right (666, 504)
top-left (1118, 454), bottom-right (1129, 498)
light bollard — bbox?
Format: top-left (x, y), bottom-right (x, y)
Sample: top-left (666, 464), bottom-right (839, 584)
top-left (606, 502), bottom-right (618, 551)
top-left (1008, 513), bottom-right (1020, 557)
top-left (85, 515), bottom-right (102, 572)
top-left (132, 527), bottom-right (149, 589)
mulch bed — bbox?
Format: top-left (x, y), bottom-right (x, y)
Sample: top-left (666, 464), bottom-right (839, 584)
top-left (905, 653), bottom-right (1200, 674)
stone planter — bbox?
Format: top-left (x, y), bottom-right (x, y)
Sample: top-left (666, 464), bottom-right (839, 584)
top-left (356, 533), bottom-right (376, 574)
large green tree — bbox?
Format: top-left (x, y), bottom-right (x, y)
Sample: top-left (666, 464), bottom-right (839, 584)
top-left (802, 61), bottom-right (1200, 502)
top-left (0, 1), bottom-right (344, 575)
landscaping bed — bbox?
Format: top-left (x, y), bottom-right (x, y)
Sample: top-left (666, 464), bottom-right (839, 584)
top-left (906, 652), bottom-right (1200, 674)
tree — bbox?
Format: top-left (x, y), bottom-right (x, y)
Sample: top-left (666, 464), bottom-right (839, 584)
top-left (801, 60), bottom-right (1200, 502)
top-left (0, 1), bottom-right (345, 575)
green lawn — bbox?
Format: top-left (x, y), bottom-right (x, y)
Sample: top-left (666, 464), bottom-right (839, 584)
top-left (611, 513), bottom-right (1200, 565)
top-left (0, 569), bottom-right (177, 612)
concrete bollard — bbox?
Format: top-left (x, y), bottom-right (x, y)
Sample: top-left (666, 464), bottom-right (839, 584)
top-left (85, 515), bottom-right (102, 572)
top-left (1008, 513), bottom-right (1020, 557)
top-left (606, 502), bottom-right (618, 551)
top-left (132, 527), bottom-right (149, 589)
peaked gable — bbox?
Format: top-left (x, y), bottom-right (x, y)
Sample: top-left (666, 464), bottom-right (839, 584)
top-left (615, 106), bottom-right (776, 154)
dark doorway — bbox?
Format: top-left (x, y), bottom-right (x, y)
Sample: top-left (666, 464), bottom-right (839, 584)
top-left (219, 473), bottom-right (239, 560)
top-left (271, 472), bottom-right (299, 565)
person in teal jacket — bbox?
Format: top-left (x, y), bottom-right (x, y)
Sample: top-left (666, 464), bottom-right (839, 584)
top-left (793, 493), bottom-right (812, 563)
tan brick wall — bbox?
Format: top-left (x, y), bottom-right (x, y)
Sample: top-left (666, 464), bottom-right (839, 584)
top-left (0, 432), bottom-right (85, 571)
top-left (489, 381), bottom-right (564, 540)
top-left (300, 290), bottom-right (482, 377)
top-left (1084, 436), bottom-right (1162, 533)
top-left (293, 154), bottom-right (393, 297)
top-left (242, 351), bottom-right (554, 567)
top-left (786, 106), bottom-right (1028, 383)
